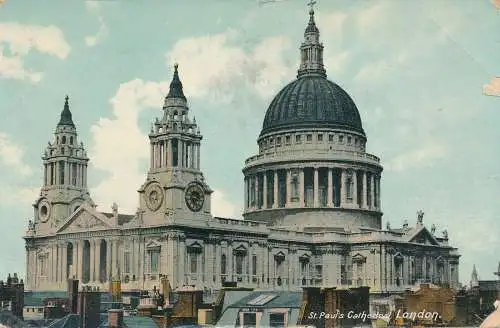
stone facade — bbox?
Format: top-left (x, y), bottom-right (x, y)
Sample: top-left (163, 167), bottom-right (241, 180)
top-left (23, 6), bottom-right (460, 302)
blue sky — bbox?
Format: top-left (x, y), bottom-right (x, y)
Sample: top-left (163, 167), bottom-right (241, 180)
top-left (0, 0), bottom-right (499, 285)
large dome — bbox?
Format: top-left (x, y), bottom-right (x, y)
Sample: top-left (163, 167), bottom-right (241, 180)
top-left (260, 76), bottom-right (364, 137)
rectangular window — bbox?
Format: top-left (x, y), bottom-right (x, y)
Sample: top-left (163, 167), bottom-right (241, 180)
top-left (329, 134), bottom-right (334, 142)
top-left (300, 261), bottom-right (308, 276)
top-left (236, 254), bottom-right (244, 275)
top-left (347, 136), bottom-right (352, 144)
top-left (71, 163), bottom-right (77, 185)
top-left (150, 251), bottom-right (159, 274)
top-left (242, 313), bottom-right (257, 328)
top-left (124, 252), bottom-right (131, 274)
top-left (252, 255), bottom-right (257, 276)
top-left (269, 313), bottom-right (286, 328)
top-left (317, 134), bottom-right (323, 141)
top-left (276, 137), bottom-right (281, 146)
top-left (339, 135), bottom-right (344, 143)
top-left (315, 265), bottom-right (322, 278)
top-left (190, 253), bottom-right (197, 273)
top-left (295, 135), bottom-right (301, 143)
top-left (40, 257), bottom-right (46, 276)
top-left (306, 134), bottom-right (312, 142)
top-left (59, 161), bottom-right (65, 185)
top-left (285, 136), bottom-right (291, 145)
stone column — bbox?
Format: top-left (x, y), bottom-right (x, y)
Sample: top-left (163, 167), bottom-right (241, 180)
top-left (166, 139), bottom-right (172, 168)
top-left (263, 172), bottom-right (268, 209)
top-left (107, 240), bottom-right (112, 280)
top-left (95, 240), bottom-right (101, 283)
top-left (273, 170), bottom-right (279, 208)
top-left (196, 144), bottom-right (201, 170)
top-left (112, 240), bottom-right (119, 279)
top-left (376, 175), bottom-right (381, 210)
top-left (228, 243), bottom-right (233, 282)
top-left (299, 168), bottom-right (305, 207)
top-left (352, 170), bottom-right (358, 207)
top-left (313, 167), bottom-right (319, 207)
top-left (244, 177), bottom-right (248, 210)
top-left (77, 241), bottom-right (83, 281)
top-left (50, 244), bottom-right (56, 284)
top-left (327, 168), bottom-right (333, 207)
top-left (362, 171), bottom-right (368, 209)
top-left (150, 144), bottom-right (154, 169)
top-left (179, 237), bottom-right (186, 285)
top-left (255, 174), bottom-right (260, 209)
top-left (61, 244), bottom-right (67, 284)
top-left (178, 140), bottom-right (183, 168)
top-left (370, 174), bottom-right (375, 209)
top-left (89, 241), bottom-right (95, 282)
top-left (341, 169), bottom-right (347, 206)
top-left (286, 170), bottom-right (292, 207)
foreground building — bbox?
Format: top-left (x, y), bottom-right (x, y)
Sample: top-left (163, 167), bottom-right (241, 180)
top-left (23, 6), bottom-right (460, 305)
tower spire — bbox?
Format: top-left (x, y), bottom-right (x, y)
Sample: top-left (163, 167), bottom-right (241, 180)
top-left (58, 95), bottom-right (75, 127)
top-left (297, 0), bottom-right (326, 79)
top-left (166, 63), bottom-right (186, 100)
top-left (471, 264), bottom-right (479, 288)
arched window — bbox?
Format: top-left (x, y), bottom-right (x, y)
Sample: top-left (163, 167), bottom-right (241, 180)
top-left (62, 136), bottom-right (66, 144)
top-left (70, 136), bottom-right (73, 145)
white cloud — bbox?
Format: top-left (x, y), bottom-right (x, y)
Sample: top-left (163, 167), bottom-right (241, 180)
top-left (211, 189), bottom-right (240, 218)
top-left (483, 77), bottom-right (500, 97)
top-left (89, 79), bottom-right (168, 214)
top-left (0, 47), bottom-right (43, 83)
top-left (84, 1), bottom-right (108, 47)
top-left (166, 30), bottom-right (293, 102)
top-left (385, 142), bottom-right (449, 172)
top-left (0, 132), bottom-right (33, 177)
top-left (0, 186), bottom-right (39, 207)
top-left (0, 22), bottom-right (70, 82)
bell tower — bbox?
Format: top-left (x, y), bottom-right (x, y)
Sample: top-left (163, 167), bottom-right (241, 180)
top-left (33, 96), bottom-right (94, 234)
top-left (138, 64), bottom-right (212, 224)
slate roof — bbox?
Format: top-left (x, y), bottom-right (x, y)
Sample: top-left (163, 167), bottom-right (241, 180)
top-left (24, 292), bottom-right (67, 307)
top-left (479, 280), bottom-right (500, 292)
top-left (260, 76), bottom-right (364, 137)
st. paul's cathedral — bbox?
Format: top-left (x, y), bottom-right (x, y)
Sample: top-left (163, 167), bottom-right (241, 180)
top-left (23, 6), bottom-right (460, 305)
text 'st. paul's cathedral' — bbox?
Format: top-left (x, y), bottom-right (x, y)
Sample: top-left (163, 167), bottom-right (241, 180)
top-left (23, 6), bottom-right (460, 305)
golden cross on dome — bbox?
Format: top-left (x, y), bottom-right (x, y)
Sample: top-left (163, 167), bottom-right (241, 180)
top-left (308, 0), bottom-right (317, 11)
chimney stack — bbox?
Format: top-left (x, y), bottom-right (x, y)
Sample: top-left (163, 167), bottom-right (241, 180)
top-left (108, 309), bottom-right (124, 328)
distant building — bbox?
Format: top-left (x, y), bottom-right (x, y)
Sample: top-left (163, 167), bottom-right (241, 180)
top-left (0, 273), bottom-right (24, 320)
top-left (23, 4), bottom-right (460, 309)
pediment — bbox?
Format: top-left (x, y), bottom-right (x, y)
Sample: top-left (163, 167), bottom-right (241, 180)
top-left (146, 240), bottom-right (161, 249)
top-left (274, 251), bottom-right (286, 258)
top-left (407, 227), bottom-right (439, 246)
top-left (299, 253), bottom-right (311, 261)
top-left (57, 205), bottom-right (111, 233)
top-left (233, 244), bottom-right (248, 254)
top-left (352, 253), bottom-right (366, 263)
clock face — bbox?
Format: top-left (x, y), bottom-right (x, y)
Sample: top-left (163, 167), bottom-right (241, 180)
top-left (145, 184), bottom-right (164, 211)
top-left (38, 200), bottom-right (51, 223)
top-left (185, 182), bottom-right (205, 212)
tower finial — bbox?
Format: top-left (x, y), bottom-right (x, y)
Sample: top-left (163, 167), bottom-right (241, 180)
top-left (308, 0), bottom-right (317, 12)
top-left (58, 94), bottom-right (75, 127)
top-left (166, 63), bottom-right (186, 100)
top-left (297, 0), bottom-right (325, 78)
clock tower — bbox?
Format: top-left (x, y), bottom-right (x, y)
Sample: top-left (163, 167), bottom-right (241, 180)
top-left (138, 64), bottom-right (213, 225)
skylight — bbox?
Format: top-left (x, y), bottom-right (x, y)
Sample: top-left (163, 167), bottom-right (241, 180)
top-left (247, 294), bottom-right (278, 306)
